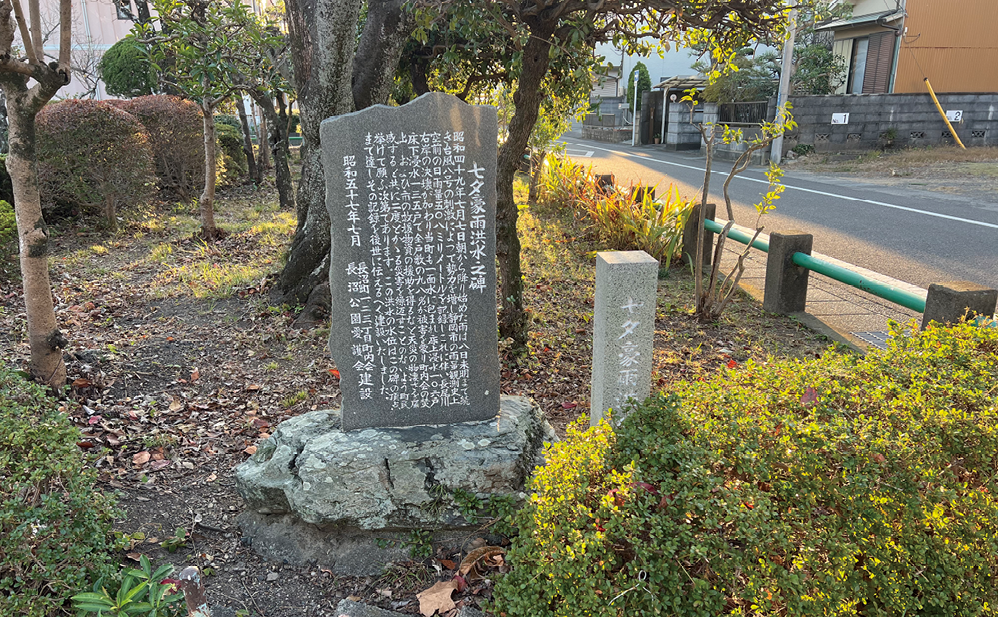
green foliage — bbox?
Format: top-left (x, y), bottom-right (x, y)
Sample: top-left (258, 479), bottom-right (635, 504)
top-left (0, 199), bottom-right (14, 247)
top-left (111, 95), bottom-right (205, 198)
top-left (100, 37), bottom-right (156, 98)
top-left (159, 527), bottom-right (188, 553)
top-left (493, 320), bottom-right (998, 617)
top-left (538, 155), bottom-right (692, 265)
top-left (792, 43), bottom-right (847, 95)
top-left (792, 143), bottom-right (815, 156)
top-left (625, 62), bottom-right (652, 111)
top-left (215, 114), bottom-right (242, 131)
top-left (37, 99), bottom-right (156, 226)
top-left (216, 123), bottom-right (247, 182)
top-left (72, 554), bottom-right (184, 617)
top-left (0, 367), bottom-right (119, 617)
top-left (693, 48), bottom-right (780, 103)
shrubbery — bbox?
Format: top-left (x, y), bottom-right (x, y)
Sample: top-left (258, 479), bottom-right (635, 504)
top-left (215, 121), bottom-right (248, 184)
top-left (538, 155), bottom-right (690, 265)
top-left (38, 99), bottom-right (156, 228)
top-left (111, 95), bottom-right (205, 198)
top-left (99, 37), bottom-right (155, 98)
top-left (0, 366), bottom-right (119, 616)
top-left (494, 321), bottom-right (998, 616)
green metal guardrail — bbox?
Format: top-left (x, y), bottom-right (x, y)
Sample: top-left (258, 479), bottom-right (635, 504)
top-left (702, 219), bottom-right (928, 314)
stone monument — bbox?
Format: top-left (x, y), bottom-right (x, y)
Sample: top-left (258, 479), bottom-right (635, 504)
top-left (590, 251), bottom-right (658, 426)
top-left (235, 93), bottom-right (554, 576)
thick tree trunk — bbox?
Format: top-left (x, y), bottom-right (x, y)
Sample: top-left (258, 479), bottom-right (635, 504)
top-left (351, 0), bottom-right (413, 110)
top-left (275, 0), bottom-right (410, 305)
top-left (4, 86), bottom-right (66, 386)
top-left (199, 102), bottom-right (220, 240)
top-left (236, 96), bottom-right (260, 185)
top-left (495, 31), bottom-right (553, 346)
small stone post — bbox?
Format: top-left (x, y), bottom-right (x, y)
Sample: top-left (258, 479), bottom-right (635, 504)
top-left (764, 231), bottom-right (813, 314)
top-left (921, 282), bottom-right (998, 328)
top-left (682, 202), bottom-right (716, 267)
top-left (590, 251), bottom-right (658, 427)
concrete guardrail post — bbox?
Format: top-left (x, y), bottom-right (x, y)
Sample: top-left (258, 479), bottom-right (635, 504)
top-left (921, 282), bottom-right (998, 329)
top-left (682, 202), bottom-right (716, 267)
top-left (764, 231), bottom-right (813, 314)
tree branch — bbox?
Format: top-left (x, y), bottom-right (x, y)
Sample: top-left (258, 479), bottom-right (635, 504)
top-left (9, 0), bottom-right (37, 66)
top-left (28, 0), bottom-right (41, 62)
top-left (58, 0), bottom-right (70, 70)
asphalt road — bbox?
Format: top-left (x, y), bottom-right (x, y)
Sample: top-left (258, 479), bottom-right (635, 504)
top-left (559, 134), bottom-right (998, 291)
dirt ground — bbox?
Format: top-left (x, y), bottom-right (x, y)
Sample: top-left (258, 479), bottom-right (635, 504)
top-left (784, 145), bottom-right (998, 204)
top-left (1, 180), bottom-right (834, 616)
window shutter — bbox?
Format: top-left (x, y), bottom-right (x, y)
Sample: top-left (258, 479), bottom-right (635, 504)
top-left (863, 32), bottom-right (895, 93)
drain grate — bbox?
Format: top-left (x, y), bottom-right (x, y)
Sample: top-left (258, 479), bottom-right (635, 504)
top-left (852, 331), bottom-right (891, 350)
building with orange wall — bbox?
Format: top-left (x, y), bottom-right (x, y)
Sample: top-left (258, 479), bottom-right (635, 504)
top-left (819, 0), bottom-right (998, 94)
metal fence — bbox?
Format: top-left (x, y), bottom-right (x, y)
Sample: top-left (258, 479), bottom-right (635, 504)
top-left (718, 101), bottom-right (769, 126)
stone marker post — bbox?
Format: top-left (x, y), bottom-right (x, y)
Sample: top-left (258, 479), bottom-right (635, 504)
top-left (764, 231), bottom-right (813, 314)
top-left (921, 281), bottom-right (998, 328)
top-left (319, 92), bottom-right (501, 430)
top-left (590, 251), bottom-right (658, 427)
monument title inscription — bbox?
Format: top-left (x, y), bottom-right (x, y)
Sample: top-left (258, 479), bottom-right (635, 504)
top-left (320, 93), bottom-right (501, 430)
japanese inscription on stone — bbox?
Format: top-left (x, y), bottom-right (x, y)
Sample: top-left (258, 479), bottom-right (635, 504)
top-left (590, 251), bottom-right (657, 427)
top-left (320, 93), bottom-right (501, 430)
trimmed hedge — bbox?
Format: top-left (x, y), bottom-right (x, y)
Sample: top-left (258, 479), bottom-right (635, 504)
top-left (99, 37), bottom-right (155, 98)
top-left (110, 95), bottom-right (205, 198)
top-left (216, 122), bottom-right (247, 182)
top-left (494, 321), bottom-right (998, 616)
top-left (0, 367), bottom-right (119, 616)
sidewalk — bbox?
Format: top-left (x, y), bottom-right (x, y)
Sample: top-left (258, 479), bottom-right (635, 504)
top-left (713, 226), bottom-right (924, 351)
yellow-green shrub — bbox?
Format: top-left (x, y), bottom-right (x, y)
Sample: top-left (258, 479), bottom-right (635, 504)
top-left (494, 321), bottom-right (998, 616)
top-left (0, 368), bottom-right (119, 616)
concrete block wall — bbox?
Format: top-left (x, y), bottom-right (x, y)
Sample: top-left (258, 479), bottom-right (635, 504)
top-left (664, 104), bottom-right (704, 151)
top-left (783, 93), bottom-right (998, 153)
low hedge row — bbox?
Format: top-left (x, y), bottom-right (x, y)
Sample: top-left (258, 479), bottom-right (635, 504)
top-left (494, 321), bottom-right (998, 616)
top-left (0, 368), bottom-right (119, 616)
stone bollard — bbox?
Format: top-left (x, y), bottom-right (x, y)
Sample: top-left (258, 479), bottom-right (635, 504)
top-left (681, 202), bottom-right (716, 267)
top-left (763, 231), bottom-right (813, 314)
top-left (921, 281), bottom-right (998, 329)
top-left (591, 251), bottom-right (658, 427)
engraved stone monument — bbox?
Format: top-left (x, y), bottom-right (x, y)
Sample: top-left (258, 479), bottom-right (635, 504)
top-left (235, 93), bottom-right (555, 576)
top-left (322, 92), bottom-right (501, 430)
top-left (590, 251), bottom-right (658, 426)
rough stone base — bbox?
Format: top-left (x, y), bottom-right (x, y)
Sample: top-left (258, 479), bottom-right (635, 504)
top-left (234, 396), bottom-right (555, 574)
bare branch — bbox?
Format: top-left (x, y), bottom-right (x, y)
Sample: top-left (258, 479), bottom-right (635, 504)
top-left (27, 0), bottom-right (40, 62)
top-left (58, 0), bottom-right (70, 69)
top-left (9, 0), bottom-right (37, 65)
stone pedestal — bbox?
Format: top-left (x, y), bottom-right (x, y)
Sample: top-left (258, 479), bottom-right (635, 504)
top-left (922, 282), bottom-right (998, 328)
top-left (590, 251), bottom-right (658, 427)
top-left (682, 202), bottom-right (716, 267)
top-left (234, 396), bottom-right (555, 575)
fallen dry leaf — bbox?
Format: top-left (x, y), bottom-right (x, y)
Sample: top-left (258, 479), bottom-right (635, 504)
top-left (169, 398), bottom-right (183, 412)
top-left (190, 369), bottom-right (200, 382)
top-left (439, 559), bottom-right (456, 570)
top-left (132, 451), bottom-right (151, 466)
top-left (458, 546), bottom-right (506, 581)
top-left (206, 472), bottom-right (217, 482)
top-left (244, 445), bottom-right (258, 455)
top-left (417, 580), bottom-right (459, 617)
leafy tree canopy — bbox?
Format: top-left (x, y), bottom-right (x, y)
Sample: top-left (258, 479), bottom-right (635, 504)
top-left (99, 37), bottom-right (156, 98)
top-left (626, 61), bottom-right (652, 111)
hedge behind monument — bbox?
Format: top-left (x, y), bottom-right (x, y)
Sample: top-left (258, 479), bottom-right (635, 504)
top-left (494, 320), bottom-right (998, 617)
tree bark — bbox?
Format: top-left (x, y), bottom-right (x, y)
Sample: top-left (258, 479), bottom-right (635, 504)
top-left (236, 96), bottom-right (260, 185)
top-left (245, 86), bottom-right (295, 213)
top-left (2, 82), bottom-right (67, 386)
top-left (275, 0), bottom-right (410, 305)
top-left (199, 102), bottom-right (220, 240)
top-left (257, 110), bottom-right (271, 170)
top-left (351, 0), bottom-right (413, 110)
top-left (527, 149), bottom-right (546, 204)
top-left (495, 30), bottom-right (553, 346)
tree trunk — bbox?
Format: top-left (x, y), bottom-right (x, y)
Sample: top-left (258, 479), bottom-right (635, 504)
top-left (246, 87), bottom-right (295, 213)
top-left (351, 0), bottom-right (413, 110)
top-left (3, 85), bottom-right (66, 386)
top-left (104, 195), bottom-right (117, 231)
top-left (495, 31), bottom-right (553, 346)
top-left (199, 102), bottom-right (220, 240)
top-left (257, 110), bottom-right (271, 170)
top-left (236, 96), bottom-right (260, 185)
top-left (276, 0), bottom-right (410, 305)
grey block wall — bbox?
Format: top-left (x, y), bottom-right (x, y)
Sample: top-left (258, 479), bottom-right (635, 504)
top-left (783, 93), bottom-right (998, 153)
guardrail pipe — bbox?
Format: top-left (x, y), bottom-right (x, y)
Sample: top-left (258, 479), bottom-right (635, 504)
top-left (703, 218), bottom-right (770, 253)
top-left (790, 252), bottom-right (927, 313)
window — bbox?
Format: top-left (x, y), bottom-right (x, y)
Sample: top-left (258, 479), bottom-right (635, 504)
top-left (848, 38), bottom-right (868, 94)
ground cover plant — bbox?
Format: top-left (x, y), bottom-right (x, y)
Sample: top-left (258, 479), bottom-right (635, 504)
top-left (0, 366), bottom-right (119, 617)
top-left (493, 320), bottom-right (998, 617)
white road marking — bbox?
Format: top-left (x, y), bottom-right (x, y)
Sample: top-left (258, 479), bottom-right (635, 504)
top-left (564, 148), bottom-right (595, 158)
top-left (562, 140), bottom-right (998, 231)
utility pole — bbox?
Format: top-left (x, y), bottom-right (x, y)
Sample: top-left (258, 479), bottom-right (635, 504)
top-left (631, 71), bottom-right (639, 146)
top-left (771, 7), bottom-right (797, 165)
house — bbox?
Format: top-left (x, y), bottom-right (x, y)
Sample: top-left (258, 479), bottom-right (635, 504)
top-left (820, 0), bottom-right (998, 94)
